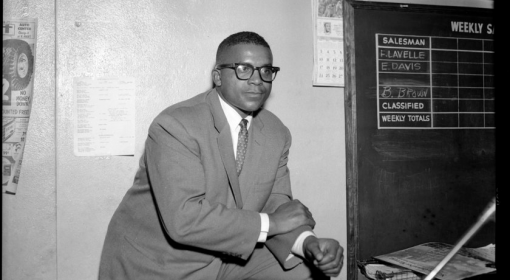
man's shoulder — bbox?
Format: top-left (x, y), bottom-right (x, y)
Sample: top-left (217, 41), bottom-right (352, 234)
top-left (256, 108), bottom-right (290, 137)
top-left (155, 89), bottom-right (213, 123)
top-left (257, 108), bottom-right (283, 125)
top-left (166, 90), bottom-right (211, 114)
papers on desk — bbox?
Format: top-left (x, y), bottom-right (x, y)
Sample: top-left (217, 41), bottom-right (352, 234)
top-left (463, 243), bottom-right (495, 263)
top-left (358, 259), bottom-right (423, 280)
top-left (358, 242), bottom-right (495, 280)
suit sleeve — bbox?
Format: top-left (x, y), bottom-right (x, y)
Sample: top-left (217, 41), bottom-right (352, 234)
top-left (145, 113), bottom-right (260, 260)
top-left (260, 125), bottom-right (313, 269)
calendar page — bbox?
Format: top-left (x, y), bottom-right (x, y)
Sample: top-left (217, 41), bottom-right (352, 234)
top-left (312, 0), bottom-right (345, 87)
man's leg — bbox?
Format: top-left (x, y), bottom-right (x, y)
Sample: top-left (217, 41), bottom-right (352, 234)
top-left (216, 244), bottom-right (329, 280)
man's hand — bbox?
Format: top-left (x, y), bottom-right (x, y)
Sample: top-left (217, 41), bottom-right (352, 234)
top-left (267, 200), bottom-right (315, 236)
top-left (303, 236), bottom-right (344, 277)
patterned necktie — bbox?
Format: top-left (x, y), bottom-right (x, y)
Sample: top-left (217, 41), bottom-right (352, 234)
top-left (236, 119), bottom-right (248, 176)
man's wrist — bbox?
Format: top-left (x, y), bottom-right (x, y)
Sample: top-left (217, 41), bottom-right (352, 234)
top-left (302, 234), bottom-right (319, 255)
top-left (292, 231), bottom-right (316, 258)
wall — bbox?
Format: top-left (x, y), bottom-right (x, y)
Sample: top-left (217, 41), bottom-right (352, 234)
top-left (4, 0), bottom-right (346, 279)
top-left (2, 0), bottom-right (57, 279)
top-left (2, 0), bottom-right (491, 280)
top-left (54, 1), bottom-right (346, 279)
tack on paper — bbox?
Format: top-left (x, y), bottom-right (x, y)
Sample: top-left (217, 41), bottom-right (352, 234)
top-left (73, 77), bottom-right (135, 156)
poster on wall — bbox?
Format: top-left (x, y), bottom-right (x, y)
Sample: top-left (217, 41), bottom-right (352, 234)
top-left (2, 18), bottom-right (38, 194)
top-left (312, 0), bottom-right (345, 87)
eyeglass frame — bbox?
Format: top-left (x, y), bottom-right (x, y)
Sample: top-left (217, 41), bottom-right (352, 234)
top-left (215, 63), bottom-right (280, 82)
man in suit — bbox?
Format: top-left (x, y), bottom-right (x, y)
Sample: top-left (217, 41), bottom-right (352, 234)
top-left (99, 31), bottom-right (344, 280)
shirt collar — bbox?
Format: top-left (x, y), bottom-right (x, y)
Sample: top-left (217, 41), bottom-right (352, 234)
top-left (218, 95), bottom-right (253, 130)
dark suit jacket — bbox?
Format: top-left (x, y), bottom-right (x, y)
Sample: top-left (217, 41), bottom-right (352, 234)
top-left (99, 88), bottom-right (310, 280)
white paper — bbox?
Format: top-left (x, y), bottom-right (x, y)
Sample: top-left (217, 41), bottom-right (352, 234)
top-left (73, 77), bottom-right (135, 156)
top-left (361, 263), bottom-right (422, 280)
top-left (464, 243), bottom-right (495, 263)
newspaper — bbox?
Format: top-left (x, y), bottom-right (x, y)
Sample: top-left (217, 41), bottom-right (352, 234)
top-left (373, 242), bottom-right (496, 280)
top-left (312, 0), bottom-right (345, 87)
top-left (2, 18), bottom-right (38, 194)
top-left (358, 259), bottom-right (423, 280)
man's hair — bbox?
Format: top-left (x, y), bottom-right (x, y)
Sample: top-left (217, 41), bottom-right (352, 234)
top-left (216, 31), bottom-right (271, 62)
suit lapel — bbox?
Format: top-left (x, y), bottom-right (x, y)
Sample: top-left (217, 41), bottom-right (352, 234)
top-left (207, 89), bottom-right (243, 209)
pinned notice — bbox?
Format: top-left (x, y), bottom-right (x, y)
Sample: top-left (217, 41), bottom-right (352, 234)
top-left (73, 77), bottom-right (135, 157)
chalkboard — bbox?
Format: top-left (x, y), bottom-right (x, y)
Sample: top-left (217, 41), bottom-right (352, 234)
top-left (342, 2), bottom-right (495, 279)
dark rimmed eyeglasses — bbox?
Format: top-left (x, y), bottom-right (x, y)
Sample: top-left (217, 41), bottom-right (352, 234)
top-left (215, 63), bottom-right (280, 82)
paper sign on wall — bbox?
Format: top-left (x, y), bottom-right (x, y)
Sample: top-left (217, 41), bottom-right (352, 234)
top-left (73, 77), bottom-right (135, 157)
top-left (312, 0), bottom-right (345, 87)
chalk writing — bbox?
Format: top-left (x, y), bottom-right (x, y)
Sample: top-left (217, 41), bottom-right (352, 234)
top-left (380, 87), bottom-right (430, 98)
top-left (379, 49), bottom-right (428, 60)
top-left (376, 34), bottom-right (494, 129)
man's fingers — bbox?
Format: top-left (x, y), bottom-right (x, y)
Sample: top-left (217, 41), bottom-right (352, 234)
top-left (307, 242), bottom-right (324, 263)
top-left (317, 250), bottom-right (335, 265)
top-left (308, 217), bottom-right (316, 228)
top-left (317, 253), bottom-right (343, 268)
top-left (322, 268), bottom-right (342, 277)
top-left (307, 239), bottom-right (345, 277)
top-left (318, 244), bottom-right (342, 264)
top-left (316, 243), bottom-right (344, 276)
top-left (318, 253), bottom-right (343, 278)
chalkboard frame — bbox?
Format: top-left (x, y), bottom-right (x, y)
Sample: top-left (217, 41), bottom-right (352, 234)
top-left (343, 1), bottom-right (494, 279)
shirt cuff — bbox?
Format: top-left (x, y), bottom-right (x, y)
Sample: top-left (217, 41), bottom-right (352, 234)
top-left (257, 213), bottom-right (270, 243)
top-left (289, 231), bottom-right (316, 259)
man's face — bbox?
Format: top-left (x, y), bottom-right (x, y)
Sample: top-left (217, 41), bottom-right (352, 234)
top-left (325, 23), bottom-right (331, 32)
top-left (214, 44), bottom-right (273, 118)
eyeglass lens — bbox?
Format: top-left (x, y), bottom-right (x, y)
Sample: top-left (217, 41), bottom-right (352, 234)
top-left (236, 64), bottom-right (276, 81)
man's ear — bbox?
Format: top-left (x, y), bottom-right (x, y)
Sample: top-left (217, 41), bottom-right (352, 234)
top-left (212, 70), bottom-right (222, 87)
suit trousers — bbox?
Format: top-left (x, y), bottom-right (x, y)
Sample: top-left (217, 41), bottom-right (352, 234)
top-left (215, 244), bottom-right (330, 280)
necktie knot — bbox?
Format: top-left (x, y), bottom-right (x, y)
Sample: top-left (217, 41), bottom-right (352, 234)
top-left (239, 119), bottom-right (248, 130)
top-left (236, 119), bottom-right (249, 176)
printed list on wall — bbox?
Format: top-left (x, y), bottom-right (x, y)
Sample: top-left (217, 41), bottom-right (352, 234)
top-left (377, 29), bottom-right (494, 129)
top-left (73, 77), bottom-right (135, 156)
